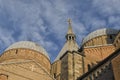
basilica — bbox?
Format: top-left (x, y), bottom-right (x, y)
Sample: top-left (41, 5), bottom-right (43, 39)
top-left (0, 19), bottom-right (120, 80)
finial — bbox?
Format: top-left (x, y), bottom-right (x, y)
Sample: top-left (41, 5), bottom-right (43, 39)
top-left (68, 18), bottom-right (72, 27)
top-left (67, 18), bottom-right (74, 34)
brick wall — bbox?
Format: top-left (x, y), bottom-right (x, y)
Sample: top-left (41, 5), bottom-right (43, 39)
top-left (112, 52), bottom-right (120, 80)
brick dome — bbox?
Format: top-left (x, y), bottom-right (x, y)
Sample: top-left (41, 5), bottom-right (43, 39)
top-left (5, 41), bottom-right (50, 59)
top-left (82, 28), bottom-right (119, 45)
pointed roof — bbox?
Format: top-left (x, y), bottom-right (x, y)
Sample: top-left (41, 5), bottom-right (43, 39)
top-left (54, 19), bottom-right (79, 61)
top-left (67, 19), bottom-right (74, 34)
top-left (54, 41), bottom-right (79, 61)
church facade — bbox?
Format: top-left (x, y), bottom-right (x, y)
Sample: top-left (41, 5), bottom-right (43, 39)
top-left (0, 19), bottom-right (120, 80)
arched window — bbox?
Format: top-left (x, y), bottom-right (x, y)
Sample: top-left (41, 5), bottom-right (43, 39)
top-left (54, 73), bottom-right (56, 79)
top-left (72, 36), bottom-right (74, 40)
top-left (15, 49), bottom-right (18, 54)
top-left (69, 36), bottom-right (71, 40)
top-left (109, 35), bottom-right (112, 39)
top-left (88, 64), bottom-right (91, 71)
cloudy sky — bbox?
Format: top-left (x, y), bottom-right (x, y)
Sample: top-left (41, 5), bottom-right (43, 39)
top-left (0, 0), bottom-right (120, 62)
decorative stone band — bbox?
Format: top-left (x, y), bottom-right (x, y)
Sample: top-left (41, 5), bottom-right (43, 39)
top-left (84, 44), bottom-right (113, 48)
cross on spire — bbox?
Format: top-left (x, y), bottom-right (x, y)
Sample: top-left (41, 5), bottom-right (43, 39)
top-left (68, 18), bottom-right (72, 25)
top-left (68, 18), bottom-right (72, 26)
top-left (67, 18), bottom-right (74, 34)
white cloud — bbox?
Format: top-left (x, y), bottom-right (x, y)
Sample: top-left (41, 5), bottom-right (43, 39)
top-left (108, 16), bottom-right (120, 24)
top-left (92, 0), bottom-right (120, 16)
top-left (0, 0), bottom-right (120, 61)
top-left (0, 27), bottom-right (15, 50)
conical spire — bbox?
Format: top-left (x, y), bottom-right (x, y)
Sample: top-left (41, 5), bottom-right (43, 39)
top-left (54, 19), bottom-right (79, 61)
top-left (66, 19), bottom-right (76, 41)
top-left (67, 19), bottom-right (74, 34)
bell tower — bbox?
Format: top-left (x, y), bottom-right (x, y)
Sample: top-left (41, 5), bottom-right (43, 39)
top-left (54, 19), bottom-right (84, 80)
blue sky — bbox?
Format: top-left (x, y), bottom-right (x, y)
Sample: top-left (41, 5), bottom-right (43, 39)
top-left (0, 0), bottom-right (120, 62)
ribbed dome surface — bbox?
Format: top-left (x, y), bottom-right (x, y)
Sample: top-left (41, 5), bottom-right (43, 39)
top-left (82, 28), bottom-right (119, 45)
top-left (5, 41), bottom-right (50, 59)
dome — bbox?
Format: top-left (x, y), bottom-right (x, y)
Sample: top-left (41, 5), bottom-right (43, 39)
top-left (5, 41), bottom-right (50, 59)
top-left (82, 28), bottom-right (119, 45)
